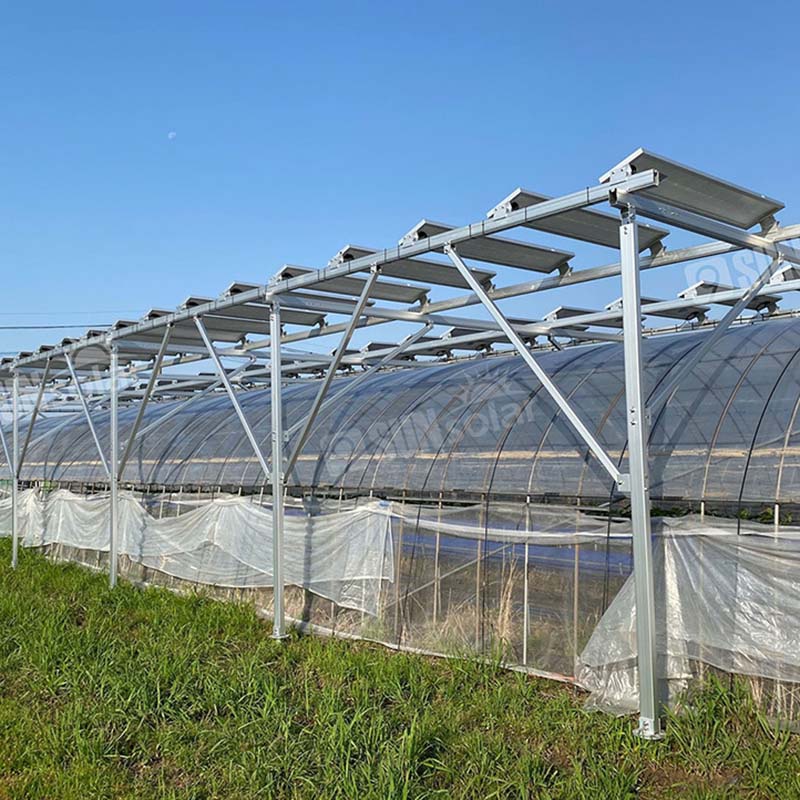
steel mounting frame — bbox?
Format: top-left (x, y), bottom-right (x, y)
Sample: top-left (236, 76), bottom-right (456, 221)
top-left (4, 151), bottom-right (800, 742)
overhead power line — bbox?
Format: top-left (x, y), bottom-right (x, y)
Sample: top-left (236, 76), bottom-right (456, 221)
top-left (0, 324), bottom-right (110, 330)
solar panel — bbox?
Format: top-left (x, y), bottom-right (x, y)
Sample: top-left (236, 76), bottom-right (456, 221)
top-left (276, 264), bottom-right (426, 304)
top-left (544, 306), bottom-right (623, 329)
top-left (181, 296), bottom-right (326, 328)
top-left (605, 296), bottom-right (708, 322)
top-left (211, 302), bottom-right (323, 329)
top-left (331, 245), bottom-right (495, 289)
top-left (420, 335), bottom-right (491, 353)
top-left (769, 264), bottom-right (800, 285)
top-left (114, 318), bottom-right (243, 348)
top-left (360, 337), bottom-right (439, 356)
top-left (400, 221), bottom-right (573, 273)
top-left (679, 280), bottom-right (782, 312)
top-left (601, 149), bottom-right (784, 230)
top-left (224, 282), bottom-right (265, 298)
top-left (443, 317), bottom-right (536, 341)
top-left (486, 188), bottom-right (669, 252)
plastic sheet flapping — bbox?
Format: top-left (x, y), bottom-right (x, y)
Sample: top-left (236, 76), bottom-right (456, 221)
top-left (577, 516), bottom-right (800, 714)
top-left (0, 489), bottom-right (394, 615)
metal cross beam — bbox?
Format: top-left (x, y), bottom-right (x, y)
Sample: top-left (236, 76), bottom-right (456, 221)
top-left (617, 192), bottom-right (800, 267)
top-left (422, 224), bottom-right (800, 317)
top-left (10, 170), bottom-right (661, 372)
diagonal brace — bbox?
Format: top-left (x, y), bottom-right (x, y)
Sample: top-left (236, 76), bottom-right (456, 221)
top-left (135, 358), bottom-right (256, 440)
top-left (0, 418), bottom-right (10, 475)
top-left (444, 244), bottom-right (622, 485)
top-left (283, 321), bottom-right (434, 439)
top-left (649, 255), bottom-right (784, 411)
top-left (284, 266), bottom-right (380, 476)
top-left (194, 317), bottom-right (271, 480)
top-left (18, 360), bottom-right (52, 472)
top-left (64, 352), bottom-right (110, 478)
top-left (118, 325), bottom-right (172, 475)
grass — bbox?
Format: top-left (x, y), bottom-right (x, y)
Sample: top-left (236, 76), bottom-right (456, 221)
top-left (0, 542), bottom-right (798, 799)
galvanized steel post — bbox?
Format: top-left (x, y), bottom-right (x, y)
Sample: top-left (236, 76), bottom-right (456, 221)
top-left (270, 299), bottom-right (288, 639)
top-left (619, 207), bottom-right (662, 739)
top-left (11, 372), bottom-right (19, 569)
top-left (109, 344), bottom-right (119, 589)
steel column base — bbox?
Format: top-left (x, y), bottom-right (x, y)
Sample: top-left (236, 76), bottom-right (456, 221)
top-left (635, 718), bottom-right (665, 740)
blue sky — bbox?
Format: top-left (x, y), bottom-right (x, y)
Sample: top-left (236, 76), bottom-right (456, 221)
top-left (3, 1), bottom-right (800, 356)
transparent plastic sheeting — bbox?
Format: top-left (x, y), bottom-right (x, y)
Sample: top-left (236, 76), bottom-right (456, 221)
top-left (3, 490), bottom-right (799, 715)
top-left (11, 317), bottom-right (800, 505)
top-left (0, 489), bottom-right (394, 615)
top-left (577, 517), bottom-right (800, 714)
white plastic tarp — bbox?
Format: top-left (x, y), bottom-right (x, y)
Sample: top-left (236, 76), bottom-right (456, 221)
top-left (0, 489), bottom-right (394, 614)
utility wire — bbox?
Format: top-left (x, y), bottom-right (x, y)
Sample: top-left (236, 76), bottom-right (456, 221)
top-left (0, 324), bottom-right (110, 330)
top-left (0, 311), bottom-right (137, 316)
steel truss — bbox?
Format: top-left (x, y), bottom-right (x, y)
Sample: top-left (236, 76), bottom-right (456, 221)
top-left (3, 148), bottom-right (799, 738)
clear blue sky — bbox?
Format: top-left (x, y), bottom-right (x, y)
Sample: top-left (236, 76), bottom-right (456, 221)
top-left (3, 0), bottom-right (800, 356)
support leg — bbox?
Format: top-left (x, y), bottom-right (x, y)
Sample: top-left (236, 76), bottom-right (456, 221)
top-left (270, 300), bottom-right (288, 640)
top-left (109, 345), bottom-right (119, 589)
top-left (620, 208), bottom-right (662, 739)
top-left (11, 373), bottom-right (19, 568)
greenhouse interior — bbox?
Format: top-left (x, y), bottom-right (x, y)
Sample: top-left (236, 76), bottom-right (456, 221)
top-left (3, 148), bottom-right (800, 737)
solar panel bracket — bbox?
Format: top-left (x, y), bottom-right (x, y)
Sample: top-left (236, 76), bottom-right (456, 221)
top-left (760, 214), bottom-right (779, 236)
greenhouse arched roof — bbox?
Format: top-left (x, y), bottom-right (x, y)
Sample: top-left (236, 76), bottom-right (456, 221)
top-left (12, 316), bottom-right (800, 506)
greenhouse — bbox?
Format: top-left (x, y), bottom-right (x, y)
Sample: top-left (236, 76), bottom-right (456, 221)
top-left (3, 149), bottom-right (800, 736)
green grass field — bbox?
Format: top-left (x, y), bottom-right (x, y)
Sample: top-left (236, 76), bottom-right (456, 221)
top-left (0, 542), bottom-right (798, 799)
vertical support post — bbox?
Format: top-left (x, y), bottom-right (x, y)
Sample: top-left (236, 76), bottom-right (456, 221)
top-left (476, 497), bottom-right (484, 651)
top-left (522, 497), bottom-right (531, 667)
top-left (475, 538), bottom-right (483, 651)
top-left (522, 543), bottom-right (530, 666)
top-left (270, 299), bottom-right (287, 639)
top-left (394, 490), bottom-right (406, 642)
top-left (11, 372), bottom-right (19, 569)
top-left (572, 505), bottom-right (580, 670)
top-left (433, 493), bottom-right (442, 626)
top-left (109, 344), bottom-right (119, 589)
top-left (620, 207), bottom-right (662, 739)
